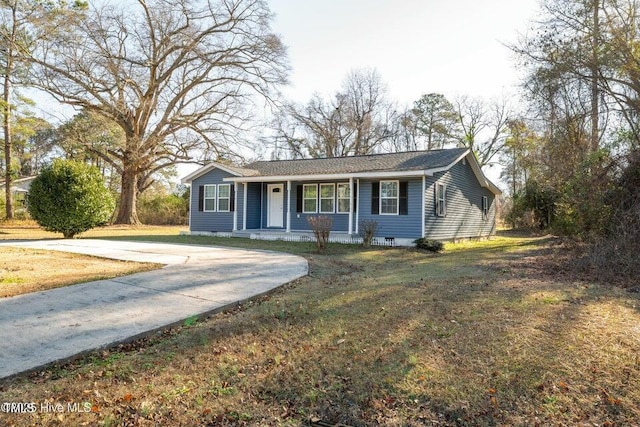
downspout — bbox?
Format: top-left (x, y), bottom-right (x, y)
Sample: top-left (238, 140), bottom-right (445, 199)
top-left (233, 184), bottom-right (238, 231)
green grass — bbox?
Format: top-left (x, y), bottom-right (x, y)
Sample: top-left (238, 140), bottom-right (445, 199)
top-left (1, 232), bottom-right (639, 426)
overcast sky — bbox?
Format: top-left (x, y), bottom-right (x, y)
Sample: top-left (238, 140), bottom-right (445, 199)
top-left (268, 0), bottom-right (541, 106)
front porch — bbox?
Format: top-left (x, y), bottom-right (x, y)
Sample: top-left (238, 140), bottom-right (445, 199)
top-left (186, 229), bottom-right (399, 247)
top-left (233, 179), bottom-right (359, 235)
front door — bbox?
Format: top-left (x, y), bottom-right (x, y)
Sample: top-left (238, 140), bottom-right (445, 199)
top-left (267, 184), bottom-right (284, 227)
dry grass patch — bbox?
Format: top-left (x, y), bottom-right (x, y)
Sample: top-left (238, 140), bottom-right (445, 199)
top-left (0, 247), bottom-right (161, 298)
top-left (1, 235), bottom-right (639, 426)
top-left (0, 221), bottom-right (186, 241)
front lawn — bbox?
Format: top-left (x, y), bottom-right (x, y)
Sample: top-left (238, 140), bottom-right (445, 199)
top-left (0, 223), bottom-right (183, 297)
top-left (1, 234), bottom-right (639, 426)
top-left (0, 247), bottom-right (160, 298)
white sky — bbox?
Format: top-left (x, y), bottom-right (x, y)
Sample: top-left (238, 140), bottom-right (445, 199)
top-left (268, 0), bottom-right (540, 105)
top-left (32, 0), bottom-right (543, 185)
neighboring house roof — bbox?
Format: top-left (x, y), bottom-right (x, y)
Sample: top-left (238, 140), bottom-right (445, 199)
top-left (0, 176), bottom-right (37, 193)
top-left (180, 162), bottom-right (259, 183)
top-left (182, 148), bottom-right (502, 195)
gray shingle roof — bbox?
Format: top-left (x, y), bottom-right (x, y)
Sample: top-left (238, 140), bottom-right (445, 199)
top-left (244, 148), bottom-right (468, 177)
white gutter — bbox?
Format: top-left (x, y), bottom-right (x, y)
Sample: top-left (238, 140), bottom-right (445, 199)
top-left (224, 169), bottom-right (434, 183)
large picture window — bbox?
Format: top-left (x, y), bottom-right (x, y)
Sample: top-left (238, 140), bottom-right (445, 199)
top-left (436, 183), bottom-right (446, 216)
top-left (319, 183), bottom-right (335, 213)
top-left (303, 184), bottom-right (318, 213)
top-left (380, 180), bottom-right (398, 215)
top-left (204, 184), bottom-right (216, 211)
top-left (337, 183), bottom-right (350, 213)
top-left (218, 184), bottom-right (231, 212)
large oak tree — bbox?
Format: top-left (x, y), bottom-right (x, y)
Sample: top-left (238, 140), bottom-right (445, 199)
top-left (28, 0), bottom-right (288, 224)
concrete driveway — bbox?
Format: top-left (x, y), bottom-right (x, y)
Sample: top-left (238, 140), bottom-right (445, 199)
top-left (0, 239), bottom-right (308, 379)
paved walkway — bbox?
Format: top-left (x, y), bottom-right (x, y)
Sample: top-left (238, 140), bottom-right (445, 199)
top-left (0, 239), bottom-right (308, 379)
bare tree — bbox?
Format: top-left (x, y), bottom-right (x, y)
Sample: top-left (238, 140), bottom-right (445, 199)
top-left (274, 68), bottom-right (393, 158)
top-left (453, 96), bottom-right (513, 167)
top-left (382, 106), bottom-right (419, 152)
top-left (27, 0), bottom-right (288, 224)
top-left (513, 0), bottom-right (612, 153)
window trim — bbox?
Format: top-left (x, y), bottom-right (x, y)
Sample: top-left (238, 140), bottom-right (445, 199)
top-left (436, 183), bottom-right (446, 217)
top-left (302, 183), bottom-right (318, 214)
top-left (379, 180), bottom-right (399, 216)
top-left (203, 184), bottom-right (216, 212)
top-left (319, 183), bottom-right (335, 214)
top-left (217, 183), bottom-right (231, 212)
top-left (336, 182), bottom-right (350, 214)
top-left (482, 196), bottom-right (489, 220)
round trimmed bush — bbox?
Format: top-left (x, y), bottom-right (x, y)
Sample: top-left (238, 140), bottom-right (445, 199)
top-left (28, 159), bottom-right (115, 238)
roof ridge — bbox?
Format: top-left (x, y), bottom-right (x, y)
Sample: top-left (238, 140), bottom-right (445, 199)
top-left (249, 147), bottom-right (465, 164)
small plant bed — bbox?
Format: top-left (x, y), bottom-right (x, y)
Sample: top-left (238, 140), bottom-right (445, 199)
top-left (1, 235), bottom-right (639, 426)
top-left (0, 247), bottom-right (161, 298)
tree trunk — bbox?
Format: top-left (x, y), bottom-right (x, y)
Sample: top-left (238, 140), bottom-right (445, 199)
top-left (3, 66), bottom-right (14, 220)
top-left (590, 0), bottom-right (600, 153)
top-left (3, 3), bottom-right (17, 221)
top-left (114, 166), bottom-right (141, 225)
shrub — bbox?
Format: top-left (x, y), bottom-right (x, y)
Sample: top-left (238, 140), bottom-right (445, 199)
top-left (138, 193), bottom-right (188, 225)
top-left (28, 159), bottom-right (115, 238)
top-left (413, 238), bottom-right (444, 253)
top-left (358, 220), bottom-right (378, 247)
top-left (307, 215), bottom-right (332, 252)
top-left (586, 149), bottom-right (640, 283)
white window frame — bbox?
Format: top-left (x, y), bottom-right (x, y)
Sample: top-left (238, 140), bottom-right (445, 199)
top-left (380, 180), bottom-right (399, 216)
top-left (436, 183), bottom-right (447, 217)
top-left (319, 183), bottom-right (335, 214)
top-left (337, 183), bottom-right (350, 214)
top-left (217, 183), bottom-right (231, 212)
top-left (204, 184), bottom-right (216, 212)
top-left (302, 183), bottom-right (318, 213)
top-left (482, 196), bottom-right (489, 220)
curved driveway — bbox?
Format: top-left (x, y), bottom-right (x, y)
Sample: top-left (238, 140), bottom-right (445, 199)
top-left (0, 239), bottom-right (308, 379)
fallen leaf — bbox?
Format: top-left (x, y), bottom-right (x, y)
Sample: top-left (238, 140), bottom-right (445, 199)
top-left (490, 396), bottom-right (498, 409)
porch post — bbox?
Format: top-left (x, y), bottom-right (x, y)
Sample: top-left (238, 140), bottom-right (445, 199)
top-left (348, 177), bottom-right (353, 234)
top-left (355, 178), bottom-right (360, 235)
top-left (421, 175), bottom-right (426, 237)
top-left (233, 184), bottom-right (238, 231)
top-left (286, 180), bottom-right (291, 232)
top-left (242, 182), bottom-right (247, 231)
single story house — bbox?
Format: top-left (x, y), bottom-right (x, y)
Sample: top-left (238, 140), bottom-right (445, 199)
top-left (181, 148), bottom-right (501, 245)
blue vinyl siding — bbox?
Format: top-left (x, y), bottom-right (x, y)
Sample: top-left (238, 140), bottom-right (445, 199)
top-left (190, 169), bottom-right (235, 232)
top-left (189, 157), bottom-right (497, 240)
top-left (245, 182), bottom-right (261, 229)
top-left (358, 178), bottom-right (423, 239)
top-left (424, 160), bottom-right (497, 240)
